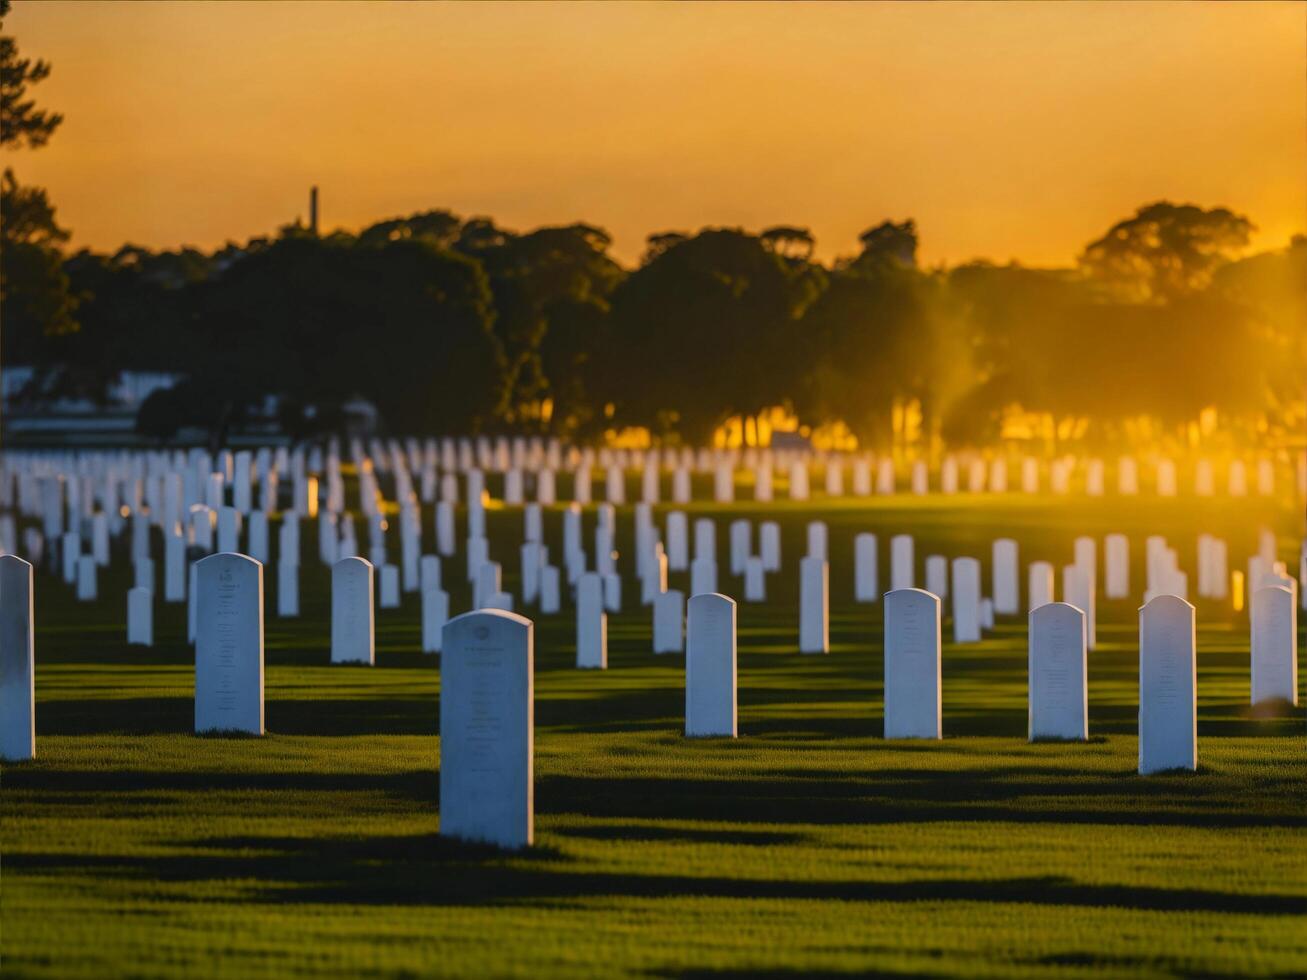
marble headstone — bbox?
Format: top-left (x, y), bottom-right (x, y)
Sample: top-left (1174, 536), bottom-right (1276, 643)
top-left (194, 553), bottom-right (264, 735)
top-left (685, 593), bottom-right (737, 737)
top-left (440, 609), bottom-right (534, 849)
top-left (883, 588), bottom-right (942, 739)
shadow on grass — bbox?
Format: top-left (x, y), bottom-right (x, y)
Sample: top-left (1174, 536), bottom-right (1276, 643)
top-left (7, 760), bottom-right (1303, 831)
top-left (551, 824), bottom-right (805, 846)
top-left (651, 972), bottom-right (949, 980)
top-left (536, 770), bottom-right (1307, 830)
top-left (34, 689), bottom-right (1303, 740)
top-left (7, 832), bottom-right (1305, 916)
top-left (35, 696), bottom-right (441, 736)
top-left (4, 766), bottom-right (437, 801)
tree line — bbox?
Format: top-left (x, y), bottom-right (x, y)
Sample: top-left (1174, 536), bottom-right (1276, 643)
top-left (2, 2), bottom-right (1303, 449)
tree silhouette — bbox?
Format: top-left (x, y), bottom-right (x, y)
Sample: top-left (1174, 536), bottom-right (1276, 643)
top-left (0, 0), bottom-right (77, 375)
top-left (1078, 201), bottom-right (1254, 302)
top-left (0, 0), bottom-right (62, 150)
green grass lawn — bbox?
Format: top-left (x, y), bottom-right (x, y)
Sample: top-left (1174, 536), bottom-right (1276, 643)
top-left (3, 492), bottom-right (1305, 978)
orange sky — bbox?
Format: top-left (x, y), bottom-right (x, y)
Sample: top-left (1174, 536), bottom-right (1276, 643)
top-left (8, 0), bottom-right (1306, 266)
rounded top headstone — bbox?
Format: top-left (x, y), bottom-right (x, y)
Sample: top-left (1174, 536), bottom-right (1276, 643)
top-left (689, 592), bottom-right (735, 610)
top-left (885, 587), bottom-right (939, 608)
top-left (1139, 593), bottom-right (1195, 615)
top-left (1030, 600), bottom-right (1085, 629)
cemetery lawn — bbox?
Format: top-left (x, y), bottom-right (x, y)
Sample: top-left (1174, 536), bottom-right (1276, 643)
top-left (4, 496), bottom-right (1306, 979)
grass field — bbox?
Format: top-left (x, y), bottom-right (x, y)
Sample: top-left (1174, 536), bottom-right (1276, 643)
top-left (3, 490), bottom-right (1305, 978)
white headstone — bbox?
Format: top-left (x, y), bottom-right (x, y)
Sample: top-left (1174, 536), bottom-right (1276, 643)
top-left (331, 557), bottom-right (375, 665)
top-left (485, 591), bottom-right (514, 611)
top-left (951, 557), bottom-right (981, 644)
top-left (924, 555), bottom-right (948, 600)
top-left (910, 460), bottom-right (929, 495)
top-left (91, 511), bottom-right (109, 566)
top-left (1250, 585), bottom-right (1297, 705)
top-left (1138, 595), bottom-right (1196, 774)
top-left (603, 571), bottom-right (622, 613)
top-left (1085, 459), bottom-right (1104, 496)
top-left (277, 558), bottom-right (299, 617)
top-left (420, 554), bottom-right (443, 593)
top-left (640, 547), bottom-right (669, 606)
top-left (666, 511), bottom-right (689, 571)
top-left (1104, 533), bottom-right (1129, 599)
top-left (420, 586), bottom-right (449, 653)
top-left (466, 535), bottom-right (489, 584)
top-left (134, 555), bottom-right (155, 593)
top-left (890, 534), bottom-right (914, 592)
top-left (759, 521), bottom-right (781, 572)
top-left (520, 542), bottom-right (543, 605)
top-left (653, 589), bottom-right (685, 654)
top-left (799, 556), bottom-right (828, 654)
top-left (883, 588), bottom-right (942, 739)
top-left (672, 466), bottom-right (691, 504)
top-left (187, 563), bottom-right (199, 642)
top-left (852, 458), bottom-right (872, 496)
top-left (824, 459), bottom-right (843, 497)
top-left (0, 556), bottom-right (35, 761)
top-left (805, 521), bottom-right (827, 561)
top-left (685, 593), bottom-right (736, 737)
top-left (1118, 456), bottom-right (1139, 495)
top-left (379, 563), bottom-right (401, 609)
top-left (435, 501), bottom-right (455, 557)
top-left (854, 533), bottom-right (879, 602)
top-left (61, 530), bottom-right (78, 584)
top-left (1156, 458), bottom-right (1177, 497)
top-left (576, 572), bottom-right (607, 669)
top-left (75, 554), bottom-right (97, 601)
top-left (216, 506), bottom-right (240, 554)
top-left (1028, 602), bottom-right (1087, 740)
top-left (127, 586), bottom-right (153, 646)
top-left (1028, 561), bottom-right (1055, 610)
top-left (729, 519), bottom-right (751, 576)
top-left (788, 460), bottom-right (809, 500)
top-left (194, 553), bottom-right (264, 735)
top-left (605, 466), bottom-right (625, 505)
top-left (1063, 564), bottom-right (1097, 650)
top-left (743, 556), bottom-right (766, 602)
top-left (539, 565), bottom-right (561, 614)
top-left (247, 511), bottom-right (269, 565)
top-left (573, 464), bottom-right (592, 505)
top-left (940, 456), bottom-right (958, 494)
top-left (691, 556), bottom-right (718, 597)
top-left (694, 518), bottom-right (716, 563)
top-left (440, 609), bottom-right (534, 849)
top-left (992, 538), bottom-right (1018, 614)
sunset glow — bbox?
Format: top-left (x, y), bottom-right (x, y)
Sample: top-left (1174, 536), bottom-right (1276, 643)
top-left (10, 0), bottom-right (1306, 265)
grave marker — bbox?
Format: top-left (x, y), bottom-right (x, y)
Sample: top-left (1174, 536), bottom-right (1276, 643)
top-left (951, 557), bottom-right (981, 644)
top-left (0, 556), bottom-right (35, 761)
top-left (685, 593), bottom-right (736, 737)
top-left (653, 589), bottom-right (685, 654)
top-left (855, 533), bottom-right (878, 602)
top-left (127, 586), bottom-right (153, 646)
top-left (576, 572), bottom-right (607, 668)
top-left (883, 588), bottom-right (942, 739)
top-left (799, 556), bottom-right (829, 654)
top-left (1028, 602), bottom-right (1087, 740)
top-left (1251, 585), bottom-right (1297, 704)
top-left (194, 553), bottom-right (264, 734)
top-left (331, 557), bottom-right (375, 665)
top-left (1138, 595), bottom-right (1196, 773)
top-left (1028, 560), bottom-right (1055, 609)
top-left (440, 609), bottom-right (534, 849)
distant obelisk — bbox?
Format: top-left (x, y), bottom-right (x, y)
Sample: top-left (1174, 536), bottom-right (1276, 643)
top-left (309, 186), bottom-right (319, 235)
